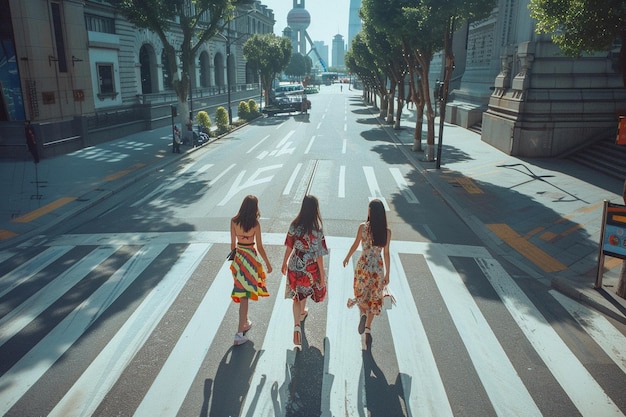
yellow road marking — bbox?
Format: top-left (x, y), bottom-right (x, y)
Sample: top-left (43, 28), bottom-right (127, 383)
top-left (11, 197), bottom-right (77, 223)
top-left (524, 226), bottom-right (544, 239)
top-left (487, 223), bottom-right (567, 273)
top-left (103, 163), bottom-right (146, 182)
top-left (456, 177), bottom-right (483, 194)
top-left (0, 230), bottom-right (18, 240)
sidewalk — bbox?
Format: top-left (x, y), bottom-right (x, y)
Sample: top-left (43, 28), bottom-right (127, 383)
top-left (382, 104), bottom-right (626, 323)
top-left (1, 99), bottom-right (625, 322)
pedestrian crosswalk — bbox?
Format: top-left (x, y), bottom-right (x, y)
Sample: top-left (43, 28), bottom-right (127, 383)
top-left (0, 232), bottom-right (625, 416)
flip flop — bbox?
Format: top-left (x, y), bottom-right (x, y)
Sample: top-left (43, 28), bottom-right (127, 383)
top-left (293, 325), bottom-right (302, 350)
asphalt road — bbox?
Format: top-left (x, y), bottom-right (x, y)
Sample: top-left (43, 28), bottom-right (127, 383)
top-left (0, 85), bottom-right (625, 416)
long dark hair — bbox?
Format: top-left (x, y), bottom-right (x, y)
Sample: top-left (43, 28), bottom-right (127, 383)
top-left (292, 195), bottom-right (322, 235)
top-left (232, 195), bottom-right (260, 232)
top-left (367, 199), bottom-right (387, 247)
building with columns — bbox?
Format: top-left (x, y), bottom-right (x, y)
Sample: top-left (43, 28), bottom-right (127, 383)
top-left (1, 0), bottom-right (274, 159)
top-left (435, 0), bottom-right (626, 157)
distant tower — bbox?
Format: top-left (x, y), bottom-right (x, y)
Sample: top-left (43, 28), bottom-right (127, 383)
top-left (332, 34), bottom-right (345, 68)
top-left (287, 0), bottom-right (310, 55)
top-left (348, 0), bottom-right (362, 49)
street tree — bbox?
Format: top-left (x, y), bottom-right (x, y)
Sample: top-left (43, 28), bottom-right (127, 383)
top-left (529, 0), bottom-right (626, 86)
top-left (361, 0), bottom-right (495, 160)
top-left (284, 53), bottom-right (309, 80)
top-left (345, 33), bottom-right (387, 109)
top-left (111, 0), bottom-right (252, 127)
top-left (243, 33), bottom-right (292, 106)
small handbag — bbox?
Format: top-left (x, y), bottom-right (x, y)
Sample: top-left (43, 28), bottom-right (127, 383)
top-left (227, 248), bottom-right (236, 261)
top-left (382, 286), bottom-right (396, 310)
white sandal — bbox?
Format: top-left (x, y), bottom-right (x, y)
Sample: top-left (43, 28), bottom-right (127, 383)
top-left (293, 325), bottom-right (302, 350)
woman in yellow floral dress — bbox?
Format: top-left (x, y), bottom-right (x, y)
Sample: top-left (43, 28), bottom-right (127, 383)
top-left (342, 199), bottom-right (391, 345)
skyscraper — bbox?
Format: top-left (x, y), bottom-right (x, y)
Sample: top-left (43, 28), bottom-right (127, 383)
top-left (332, 34), bottom-right (345, 68)
top-left (348, 0), bottom-right (362, 49)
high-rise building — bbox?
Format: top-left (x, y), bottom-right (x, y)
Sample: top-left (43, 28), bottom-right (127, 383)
top-left (347, 0), bottom-right (362, 50)
top-left (332, 34), bottom-right (345, 69)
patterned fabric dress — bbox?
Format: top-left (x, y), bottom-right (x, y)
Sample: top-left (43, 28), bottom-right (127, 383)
top-left (348, 222), bottom-right (385, 315)
top-left (284, 225), bottom-right (328, 301)
top-left (230, 243), bottom-right (269, 303)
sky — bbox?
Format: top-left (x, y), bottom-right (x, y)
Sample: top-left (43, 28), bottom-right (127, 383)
top-left (260, 0), bottom-right (351, 49)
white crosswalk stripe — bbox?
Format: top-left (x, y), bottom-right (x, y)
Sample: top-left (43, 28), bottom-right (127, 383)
top-left (0, 232), bottom-right (624, 416)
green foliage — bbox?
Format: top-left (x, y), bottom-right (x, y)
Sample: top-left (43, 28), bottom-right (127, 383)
top-left (285, 53), bottom-right (309, 78)
top-left (248, 99), bottom-right (259, 115)
top-left (238, 101), bottom-right (251, 121)
top-left (195, 110), bottom-right (212, 133)
top-left (529, 0), bottom-right (624, 56)
top-left (243, 34), bottom-right (292, 105)
top-left (215, 106), bottom-right (230, 134)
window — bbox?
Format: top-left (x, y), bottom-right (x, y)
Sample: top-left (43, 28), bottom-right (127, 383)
top-left (97, 63), bottom-right (116, 98)
top-left (51, 3), bottom-right (68, 72)
top-left (85, 14), bottom-right (115, 34)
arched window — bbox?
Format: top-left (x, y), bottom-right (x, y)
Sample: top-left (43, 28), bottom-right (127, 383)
top-left (199, 51), bottom-right (211, 88)
top-left (140, 44), bottom-right (157, 94)
top-left (214, 52), bottom-right (225, 87)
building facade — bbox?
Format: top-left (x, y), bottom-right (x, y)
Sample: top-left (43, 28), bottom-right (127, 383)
top-left (1, 0), bottom-right (274, 159)
top-left (332, 34), bottom-right (345, 69)
top-left (435, 0), bottom-right (626, 157)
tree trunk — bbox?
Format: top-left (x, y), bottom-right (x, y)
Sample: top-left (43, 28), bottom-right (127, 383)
top-left (387, 83), bottom-right (395, 124)
top-left (414, 102), bottom-right (424, 152)
top-left (395, 76), bottom-right (406, 130)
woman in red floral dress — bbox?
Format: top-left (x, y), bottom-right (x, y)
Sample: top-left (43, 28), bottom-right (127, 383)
top-left (281, 195), bottom-right (328, 349)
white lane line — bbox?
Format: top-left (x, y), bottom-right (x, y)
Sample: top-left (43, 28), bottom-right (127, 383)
top-left (305, 135), bottom-right (316, 154)
top-left (239, 274), bottom-right (297, 417)
top-left (0, 245), bottom-right (73, 298)
top-left (338, 166), bottom-right (346, 198)
top-left (277, 130), bottom-right (295, 148)
top-left (0, 250), bottom-right (15, 264)
top-left (196, 163), bottom-right (214, 174)
top-left (247, 135), bottom-right (270, 154)
top-left (195, 163), bottom-right (236, 196)
top-left (387, 251), bottom-right (453, 417)
top-left (46, 233), bottom-right (491, 260)
top-left (362, 166), bottom-right (389, 211)
top-left (476, 258), bottom-right (623, 417)
top-left (550, 289), bottom-right (626, 374)
top-left (0, 246), bottom-right (120, 348)
top-left (50, 243), bottom-right (211, 417)
top-left (0, 244), bottom-right (167, 415)
top-left (427, 249), bottom-right (542, 417)
top-left (321, 248), bottom-right (367, 417)
top-left (218, 165), bottom-right (282, 206)
top-left (284, 163), bottom-right (303, 195)
top-left (133, 248), bottom-right (232, 417)
top-left (389, 168), bottom-right (419, 204)
top-left (342, 138), bottom-right (347, 154)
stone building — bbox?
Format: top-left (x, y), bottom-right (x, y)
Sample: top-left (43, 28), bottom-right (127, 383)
top-left (432, 0), bottom-right (626, 157)
top-left (1, 0), bottom-right (274, 159)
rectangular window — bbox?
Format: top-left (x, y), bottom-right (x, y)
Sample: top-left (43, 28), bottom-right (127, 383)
top-left (51, 3), bottom-right (68, 72)
top-left (97, 63), bottom-right (115, 95)
top-left (84, 13), bottom-right (115, 34)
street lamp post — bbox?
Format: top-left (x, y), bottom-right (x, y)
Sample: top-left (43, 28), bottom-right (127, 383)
top-left (226, 22), bottom-right (233, 125)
